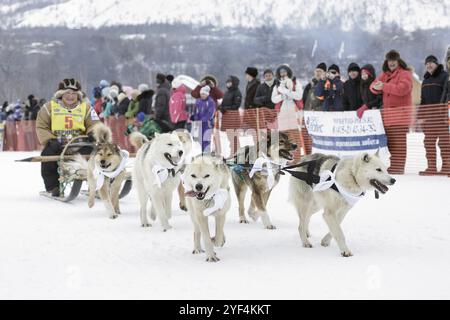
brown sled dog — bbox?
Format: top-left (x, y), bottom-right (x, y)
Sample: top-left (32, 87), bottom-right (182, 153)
top-left (231, 131), bottom-right (297, 229)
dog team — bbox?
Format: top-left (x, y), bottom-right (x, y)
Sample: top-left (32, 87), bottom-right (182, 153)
top-left (76, 122), bottom-right (396, 261)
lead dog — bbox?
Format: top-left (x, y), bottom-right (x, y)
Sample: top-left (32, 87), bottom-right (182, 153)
top-left (183, 155), bottom-right (231, 262)
top-left (288, 151), bottom-right (396, 257)
top-left (130, 131), bottom-right (192, 230)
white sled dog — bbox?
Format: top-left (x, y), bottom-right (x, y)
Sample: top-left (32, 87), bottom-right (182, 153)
top-left (183, 155), bottom-right (231, 262)
top-left (288, 151), bottom-right (396, 257)
top-left (82, 122), bottom-right (129, 219)
top-left (130, 131), bottom-right (192, 230)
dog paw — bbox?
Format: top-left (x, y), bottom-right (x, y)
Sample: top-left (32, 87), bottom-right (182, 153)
top-left (341, 250), bottom-right (353, 257)
top-left (206, 255), bottom-right (220, 262)
top-left (321, 240), bottom-right (330, 247)
top-left (109, 214), bottom-right (118, 220)
top-left (303, 242), bottom-right (313, 248)
top-left (212, 236), bottom-right (226, 247)
top-left (141, 223), bottom-right (152, 228)
top-left (265, 225), bottom-right (277, 230)
top-left (239, 218), bottom-right (249, 224)
top-left (192, 249), bottom-right (205, 254)
top-left (179, 204), bottom-right (187, 211)
top-left (163, 225), bottom-right (173, 232)
top-left (88, 200), bottom-right (94, 208)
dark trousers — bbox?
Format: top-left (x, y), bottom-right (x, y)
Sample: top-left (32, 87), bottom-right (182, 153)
top-left (423, 122), bottom-right (450, 172)
top-left (385, 125), bottom-right (409, 174)
top-left (41, 140), bottom-right (92, 191)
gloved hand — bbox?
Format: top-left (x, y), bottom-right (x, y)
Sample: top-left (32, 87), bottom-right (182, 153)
top-left (356, 104), bottom-right (369, 119)
top-left (46, 138), bottom-right (63, 153)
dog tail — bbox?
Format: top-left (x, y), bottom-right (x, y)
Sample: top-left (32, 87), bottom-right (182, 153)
top-left (63, 154), bottom-right (88, 177)
top-left (129, 132), bottom-right (148, 150)
top-left (92, 122), bottom-right (113, 144)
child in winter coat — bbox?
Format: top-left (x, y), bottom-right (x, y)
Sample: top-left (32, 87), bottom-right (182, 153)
top-left (191, 86), bottom-right (216, 152)
top-left (314, 64), bottom-right (344, 111)
top-left (125, 89), bottom-right (141, 125)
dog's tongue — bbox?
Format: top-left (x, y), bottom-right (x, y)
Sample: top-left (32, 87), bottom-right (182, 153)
top-left (185, 190), bottom-right (198, 197)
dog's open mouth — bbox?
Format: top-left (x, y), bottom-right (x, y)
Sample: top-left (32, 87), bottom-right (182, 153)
top-left (185, 187), bottom-right (210, 200)
top-left (100, 163), bottom-right (111, 169)
top-left (164, 152), bottom-right (178, 166)
top-left (370, 179), bottom-right (389, 194)
top-left (279, 149), bottom-right (294, 161)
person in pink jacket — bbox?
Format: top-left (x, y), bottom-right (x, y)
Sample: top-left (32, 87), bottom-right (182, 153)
top-left (371, 50), bottom-right (413, 174)
top-left (169, 82), bottom-right (188, 129)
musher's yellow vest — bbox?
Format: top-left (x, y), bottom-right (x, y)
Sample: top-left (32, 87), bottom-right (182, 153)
top-left (50, 100), bottom-right (87, 142)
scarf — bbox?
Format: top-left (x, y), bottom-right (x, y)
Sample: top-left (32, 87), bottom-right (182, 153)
top-left (93, 150), bottom-right (129, 191)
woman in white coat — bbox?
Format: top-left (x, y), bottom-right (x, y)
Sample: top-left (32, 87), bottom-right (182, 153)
top-left (271, 64), bottom-right (303, 131)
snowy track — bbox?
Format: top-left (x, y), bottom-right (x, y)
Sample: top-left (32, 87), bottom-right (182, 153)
top-left (1, 152), bottom-right (449, 299)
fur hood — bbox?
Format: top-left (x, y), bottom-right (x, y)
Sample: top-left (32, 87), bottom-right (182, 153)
top-left (200, 74), bottom-right (219, 87)
top-left (226, 75), bottom-right (240, 89)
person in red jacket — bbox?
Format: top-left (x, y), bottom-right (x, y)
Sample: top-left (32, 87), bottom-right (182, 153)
top-left (169, 81), bottom-right (188, 129)
top-left (371, 50), bottom-right (413, 174)
top-left (191, 75), bottom-right (224, 105)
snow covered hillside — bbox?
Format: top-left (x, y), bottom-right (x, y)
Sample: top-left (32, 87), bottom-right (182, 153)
top-left (3, 0), bottom-right (450, 32)
top-left (0, 151), bottom-right (449, 299)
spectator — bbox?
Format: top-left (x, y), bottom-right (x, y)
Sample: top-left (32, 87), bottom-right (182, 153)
top-left (25, 94), bottom-right (39, 120)
top-left (418, 55), bottom-right (449, 176)
top-left (303, 63), bottom-right (326, 111)
top-left (154, 73), bottom-right (174, 132)
top-left (315, 64), bottom-right (344, 111)
top-left (0, 101), bottom-right (7, 121)
top-left (370, 50), bottom-right (413, 174)
top-left (441, 55), bottom-right (450, 103)
top-left (137, 83), bottom-right (155, 115)
top-left (166, 74), bottom-right (175, 86)
top-left (169, 79), bottom-right (189, 129)
top-left (220, 75), bottom-right (242, 155)
top-left (192, 86), bottom-right (216, 152)
top-left (254, 69), bottom-right (276, 109)
top-left (92, 87), bottom-right (103, 117)
top-left (191, 75), bottom-right (224, 105)
top-left (342, 63), bottom-right (363, 111)
top-left (272, 64), bottom-right (303, 131)
top-left (125, 89), bottom-right (141, 125)
top-left (244, 67), bottom-right (260, 109)
top-left (117, 92), bottom-right (130, 116)
top-left (357, 64), bottom-right (382, 119)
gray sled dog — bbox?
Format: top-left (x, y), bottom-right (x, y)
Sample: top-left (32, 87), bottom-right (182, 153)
top-left (288, 151), bottom-right (396, 257)
top-left (183, 155), bottom-right (231, 262)
top-left (129, 131), bottom-right (192, 230)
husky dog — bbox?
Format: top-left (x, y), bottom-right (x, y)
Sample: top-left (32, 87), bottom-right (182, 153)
top-left (86, 123), bottom-right (129, 219)
top-left (183, 155), bottom-right (231, 262)
top-left (231, 131), bottom-right (297, 229)
top-left (288, 151), bottom-right (396, 257)
top-left (130, 131), bottom-right (191, 230)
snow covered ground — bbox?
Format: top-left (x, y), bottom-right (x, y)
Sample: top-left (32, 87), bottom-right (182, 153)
top-left (0, 151), bottom-right (449, 299)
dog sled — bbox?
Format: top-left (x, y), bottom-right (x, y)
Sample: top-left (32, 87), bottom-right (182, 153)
top-left (16, 136), bottom-right (133, 202)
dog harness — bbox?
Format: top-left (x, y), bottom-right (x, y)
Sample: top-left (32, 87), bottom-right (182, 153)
top-left (93, 150), bottom-right (130, 191)
top-left (281, 160), bottom-right (365, 206)
top-left (152, 164), bottom-right (178, 188)
top-left (249, 155), bottom-right (288, 190)
top-left (203, 188), bottom-right (229, 216)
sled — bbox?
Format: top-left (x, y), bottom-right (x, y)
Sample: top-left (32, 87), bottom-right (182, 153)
top-left (20, 135), bottom-right (134, 202)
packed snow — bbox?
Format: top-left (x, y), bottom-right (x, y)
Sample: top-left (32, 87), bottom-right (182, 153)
top-left (0, 149), bottom-right (449, 299)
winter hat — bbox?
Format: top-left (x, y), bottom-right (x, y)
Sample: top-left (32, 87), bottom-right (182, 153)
top-left (117, 92), bottom-right (127, 104)
top-left (101, 87), bottom-right (110, 98)
top-left (245, 67), bottom-right (258, 78)
top-left (131, 89), bottom-right (140, 100)
top-left (110, 85), bottom-right (120, 96)
top-left (347, 62), bottom-right (360, 73)
top-left (200, 86), bottom-right (211, 96)
top-left (385, 50), bottom-right (401, 61)
top-left (138, 83), bottom-right (150, 93)
top-left (328, 64), bottom-right (340, 74)
top-left (263, 69), bottom-right (274, 76)
top-left (99, 79), bottom-right (109, 88)
top-left (166, 74), bottom-right (174, 83)
top-left (361, 64), bottom-right (376, 78)
top-left (54, 78), bottom-right (83, 99)
top-left (316, 62), bottom-right (327, 72)
top-left (425, 55), bottom-right (439, 65)
top-left (136, 112), bottom-right (146, 123)
top-left (156, 73), bottom-right (166, 85)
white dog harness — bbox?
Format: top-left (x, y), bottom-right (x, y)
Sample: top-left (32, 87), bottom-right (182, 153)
top-left (152, 164), bottom-right (177, 188)
top-left (249, 154), bottom-right (288, 190)
top-left (93, 150), bottom-right (129, 191)
top-left (203, 188), bottom-right (229, 216)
